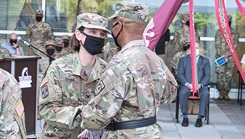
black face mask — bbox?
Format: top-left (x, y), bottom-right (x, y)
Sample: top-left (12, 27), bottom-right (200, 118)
top-left (111, 22), bottom-right (123, 50)
top-left (46, 49), bottom-right (55, 55)
top-left (228, 22), bottom-right (231, 27)
top-left (36, 16), bottom-right (43, 22)
top-left (185, 21), bottom-right (190, 27)
top-left (63, 41), bottom-right (69, 47)
top-left (9, 39), bottom-right (17, 45)
top-left (80, 31), bottom-right (105, 55)
top-left (55, 46), bottom-right (63, 52)
top-left (182, 45), bottom-right (190, 51)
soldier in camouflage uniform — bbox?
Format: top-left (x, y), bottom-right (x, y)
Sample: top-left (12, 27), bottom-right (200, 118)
top-left (61, 35), bottom-right (73, 55)
top-left (81, 2), bottom-right (177, 139)
top-left (39, 13), bottom-right (110, 139)
top-left (26, 10), bottom-right (54, 57)
top-left (38, 40), bottom-right (56, 82)
top-left (0, 46), bottom-right (11, 59)
top-left (171, 14), bottom-right (200, 75)
top-left (54, 38), bottom-right (65, 59)
top-left (0, 68), bottom-right (26, 139)
top-left (215, 15), bottom-right (239, 100)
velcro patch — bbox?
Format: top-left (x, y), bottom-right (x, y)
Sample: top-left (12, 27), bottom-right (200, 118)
top-left (15, 100), bottom-right (24, 118)
top-left (95, 80), bottom-right (105, 96)
top-left (41, 85), bottom-right (49, 98)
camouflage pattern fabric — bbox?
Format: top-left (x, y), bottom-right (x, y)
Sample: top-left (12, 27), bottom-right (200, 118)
top-left (171, 50), bottom-right (190, 75)
top-left (76, 13), bottom-right (110, 33)
top-left (109, 1), bottom-right (149, 22)
top-left (81, 40), bottom-right (177, 139)
top-left (0, 68), bottom-right (26, 139)
top-left (39, 52), bottom-right (107, 139)
top-left (215, 28), bottom-right (239, 91)
top-left (172, 28), bottom-right (200, 52)
top-left (26, 21), bottom-right (54, 57)
top-left (0, 46), bottom-right (11, 59)
top-left (107, 45), bottom-right (119, 62)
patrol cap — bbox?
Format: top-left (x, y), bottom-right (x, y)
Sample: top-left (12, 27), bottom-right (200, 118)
top-left (36, 10), bottom-right (43, 15)
top-left (45, 40), bottom-right (55, 48)
top-left (76, 13), bottom-right (110, 33)
top-left (109, 1), bottom-right (149, 22)
top-left (61, 35), bottom-right (70, 41)
top-left (181, 37), bottom-right (200, 47)
top-left (228, 15), bottom-right (232, 22)
top-left (181, 14), bottom-right (189, 21)
top-left (55, 38), bottom-right (64, 46)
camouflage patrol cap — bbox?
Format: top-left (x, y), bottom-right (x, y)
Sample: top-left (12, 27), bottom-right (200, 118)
top-left (228, 15), bottom-right (232, 22)
top-left (45, 40), bottom-right (55, 48)
top-left (36, 10), bottom-right (43, 15)
top-left (109, 1), bottom-right (149, 22)
top-left (76, 13), bottom-right (110, 33)
top-left (181, 14), bottom-right (189, 21)
top-left (55, 38), bottom-right (63, 46)
top-left (61, 35), bottom-right (70, 41)
top-left (181, 37), bottom-right (200, 47)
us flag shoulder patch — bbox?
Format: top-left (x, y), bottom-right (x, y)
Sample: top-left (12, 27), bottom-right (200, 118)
top-left (95, 80), bottom-right (105, 96)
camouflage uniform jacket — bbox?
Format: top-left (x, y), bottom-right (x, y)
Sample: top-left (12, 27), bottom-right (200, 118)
top-left (82, 40), bottom-right (177, 139)
top-left (215, 28), bottom-right (239, 58)
top-left (173, 28), bottom-right (200, 52)
top-left (0, 47), bottom-right (10, 59)
top-left (39, 53), bottom-right (107, 139)
top-left (0, 68), bottom-right (26, 139)
top-left (26, 21), bottom-right (54, 56)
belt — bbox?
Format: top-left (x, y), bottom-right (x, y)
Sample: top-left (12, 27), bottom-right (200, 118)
top-left (105, 115), bottom-right (156, 131)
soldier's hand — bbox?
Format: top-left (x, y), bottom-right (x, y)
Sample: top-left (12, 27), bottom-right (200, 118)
top-left (223, 53), bottom-right (229, 59)
top-left (13, 43), bottom-right (19, 49)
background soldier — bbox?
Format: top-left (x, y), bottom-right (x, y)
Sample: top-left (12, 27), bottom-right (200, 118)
top-left (171, 14), bottom-right (200, 75)
top-left (61, 35), bottom-right (73, 54)
top-left (0, 46), bottom-right (11, 59)
top-left (26, 9), bottom-right (54, 57)
top-left (81, 1), bottom-right (177, 139)
top-left (215, 15), bottom-right (239, 100)
top-left (0, 68), bottom-right (26, 139)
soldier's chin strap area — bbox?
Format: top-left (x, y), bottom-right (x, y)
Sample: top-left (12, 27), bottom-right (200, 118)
top-left (105, 115), bottom-right (156, 131)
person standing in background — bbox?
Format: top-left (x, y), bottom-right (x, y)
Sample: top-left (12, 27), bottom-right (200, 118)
top-left (61, 35), bottom-right (73, 54)
top-left (26, 10), bottom-right (55, 120)
top-left (26, 10), bottom-right (54, 57)
top-left (171, 14), bottom-right (200, 75)
top-left (215, 15), bottom-right (239, 100)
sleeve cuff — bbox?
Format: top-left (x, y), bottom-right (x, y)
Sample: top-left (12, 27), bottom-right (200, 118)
top-left (185, 83), bottom-right (190, 86)
top-left (200, 84), bottom-right (204, 88)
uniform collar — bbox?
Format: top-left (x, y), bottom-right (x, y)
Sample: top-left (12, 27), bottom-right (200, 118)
top-left (72, 53), bottom-right (102, 82)
top-left (120, 40), bottom-right (145, 54)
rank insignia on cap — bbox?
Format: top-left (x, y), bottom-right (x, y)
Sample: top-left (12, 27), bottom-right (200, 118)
top-left (95, 80), bottom-right (105, 95)
top-left (41, 85), bottom-right (49, 98)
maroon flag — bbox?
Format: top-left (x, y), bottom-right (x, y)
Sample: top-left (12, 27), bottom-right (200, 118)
top-left (143, 0), bottom-right (184, 50)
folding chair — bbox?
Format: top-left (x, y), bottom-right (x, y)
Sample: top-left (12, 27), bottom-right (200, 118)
top-left (175, 85), bottom-right (210, 124)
